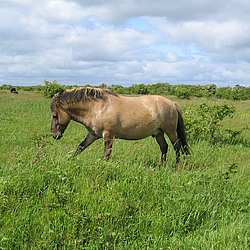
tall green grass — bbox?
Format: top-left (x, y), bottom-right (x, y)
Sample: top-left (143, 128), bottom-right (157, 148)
top-left (0, 91), bottom-right (250, 249)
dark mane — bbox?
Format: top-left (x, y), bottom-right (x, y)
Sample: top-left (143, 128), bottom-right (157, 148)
top-left (54, 87), bottom-right (119, 105)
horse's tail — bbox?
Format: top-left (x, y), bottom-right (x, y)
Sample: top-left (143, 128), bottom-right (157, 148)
top-left (174, 103), bottom-right (190, 155)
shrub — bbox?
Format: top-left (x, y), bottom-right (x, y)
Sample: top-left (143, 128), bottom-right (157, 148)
top-left (131, 84), bottom-right (149, 95)
top-left (184, 103), bottom-right (236, 144)
top-left (175, 86), bottom-right (191, 99)
top-left (43, 79), bottom-right (66, 98)
top-left (21, 86), bottom-right (34, 91)
top-left (215, 86), bottom-right (232, 99)
top-left (0, 84), bottom-right (12, 90)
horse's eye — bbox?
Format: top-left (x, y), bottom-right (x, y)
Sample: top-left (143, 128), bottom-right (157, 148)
top-left (52, 113), bottom-right (58, 119)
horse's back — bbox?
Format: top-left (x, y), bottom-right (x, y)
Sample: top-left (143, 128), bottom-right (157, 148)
top-left (117, 94), bottom-right (174, 107)
top-left (104, 94), bottom-right (178, 139)
top-left (118, 95), bottom-right (177, 118)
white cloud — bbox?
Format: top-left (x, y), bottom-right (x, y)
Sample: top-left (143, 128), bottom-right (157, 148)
top-left (1, 0), bottom-right (250, 86)
top-left (37, 0), bottom-right (89, 22)
top-left (65, 24), bottom-right (159, 63)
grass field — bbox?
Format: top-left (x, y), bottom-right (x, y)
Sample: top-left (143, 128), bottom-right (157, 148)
top-left (0, 90), bottom-right (250, 249)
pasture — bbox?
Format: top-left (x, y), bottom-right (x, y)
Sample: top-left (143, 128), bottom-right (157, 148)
top-left (0, 90), bottom-right (250, 249)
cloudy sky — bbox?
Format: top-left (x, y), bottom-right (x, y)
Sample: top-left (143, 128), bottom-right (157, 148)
top-left (1, 0), bottom-right (250, 87)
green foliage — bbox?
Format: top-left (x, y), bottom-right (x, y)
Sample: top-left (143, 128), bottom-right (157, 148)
top-left (175, 86), bottom-right (191, 99)
top-left (43, 79), bottom-right (66, 98)
top-left (147, 82), bottom-right (171, 95)
top-left (231, 85), bottom-right (250, 100)
top-left (20, 86), bottom-right (34, 91)
top-left (2, 81), bottom-right (250, 100)
top-left (107, 84), bottom-right (128, 94)
top-left (0, 84), bottom-right (12, 90)
top-left (215, 86), bottom-right (232, 99)
top-left (131, 84), bottom-right (149, 95)
top-left (202, 84), bottom-right (217, 97)
top-left (198, 103), bottom-right (236, 144)
top-left (185, 103), bottom-right (236, 144)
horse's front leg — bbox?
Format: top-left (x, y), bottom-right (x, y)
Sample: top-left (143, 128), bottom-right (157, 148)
top-left (75, 132), bottom-right (99, 155)
top-left (103, 132), bottom-right (115, 160)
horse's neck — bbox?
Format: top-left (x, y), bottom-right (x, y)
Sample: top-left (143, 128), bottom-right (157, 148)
top-left (66, 101), bottom-right (95, 125)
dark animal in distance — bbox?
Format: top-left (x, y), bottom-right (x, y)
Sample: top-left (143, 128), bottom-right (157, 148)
top-left (10, 88), bottom-right (18, 94)
top-left (50, 87), bottom-right (190, 163)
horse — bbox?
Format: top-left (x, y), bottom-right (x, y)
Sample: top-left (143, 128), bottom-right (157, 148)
top-left (50, 87), bottom-right (190, 163)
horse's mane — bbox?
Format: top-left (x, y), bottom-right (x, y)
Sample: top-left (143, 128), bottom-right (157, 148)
top-left (54, 87), bottom-right (119, 105)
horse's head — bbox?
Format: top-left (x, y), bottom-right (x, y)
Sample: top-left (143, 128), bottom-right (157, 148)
top-left (50, 98), bottom-right (71, 140)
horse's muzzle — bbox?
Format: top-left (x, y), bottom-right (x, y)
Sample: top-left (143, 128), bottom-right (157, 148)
top-left (53, 133), bottom-right (63, 140)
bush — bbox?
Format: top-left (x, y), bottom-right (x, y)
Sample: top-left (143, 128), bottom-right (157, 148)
top-left (131, 84), bottom-right (149, 95)
top-left (215, 86), bottom-right (232, 99)
top-left (175, 86), bottom-right (191, 99)
top-left (43, 80), bottom-right (66, 98)
top-left (0, 84), bottom-right (12, 90)
top-left (21, 86), bottom-right (34, 91)
top-left (184, 103), bottom-right (236, 144)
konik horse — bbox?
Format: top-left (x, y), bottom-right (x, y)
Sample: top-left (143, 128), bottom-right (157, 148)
top-left (50, 87), bottom-right (190, 163)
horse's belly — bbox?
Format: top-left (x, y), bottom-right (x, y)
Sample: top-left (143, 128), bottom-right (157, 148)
top-left (115, 123), bottom-right (161, 140)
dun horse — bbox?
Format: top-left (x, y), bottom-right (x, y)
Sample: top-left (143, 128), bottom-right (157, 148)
top-left (50, 87), bottom-right (190, 163)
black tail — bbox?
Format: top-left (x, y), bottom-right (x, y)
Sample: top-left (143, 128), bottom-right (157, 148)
top-left (174, 103), bottom-right (190, 155)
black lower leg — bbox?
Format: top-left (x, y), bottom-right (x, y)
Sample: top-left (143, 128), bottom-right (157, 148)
top-left (173, 140), bottom-right (181, 163)
top-left (74, 133), bottom-right (99, 155)
top-left (156, 133), bottom-right (168, 162)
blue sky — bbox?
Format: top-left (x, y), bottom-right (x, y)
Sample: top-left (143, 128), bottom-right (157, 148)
top-left (1, 0), bottom-right (250, 87)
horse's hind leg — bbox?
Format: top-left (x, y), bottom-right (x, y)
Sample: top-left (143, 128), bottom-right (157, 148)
top-left (155, 133), bottom-right (168, 162)
top-left (168, 132), bottom-right (181, 163)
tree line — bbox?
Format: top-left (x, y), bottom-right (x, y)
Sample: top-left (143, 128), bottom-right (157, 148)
top-left (1, 80), bottom-right (250, 100)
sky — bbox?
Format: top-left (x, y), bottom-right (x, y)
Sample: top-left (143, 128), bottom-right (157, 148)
top-left (1, 0), bottom-right (250, 87)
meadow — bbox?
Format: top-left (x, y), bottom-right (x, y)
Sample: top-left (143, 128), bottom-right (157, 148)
top-left (0, 90), bottom-right (250, 249)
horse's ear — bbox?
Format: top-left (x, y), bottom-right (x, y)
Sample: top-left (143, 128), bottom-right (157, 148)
top-left (55, 98), bottom-right (61, 106)
top-left (53, 93), bottom-right (59, 99)
top-left (52, 94), bottom-right (61, 107)
top-left (53, 96), bottom-right (68, 112)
